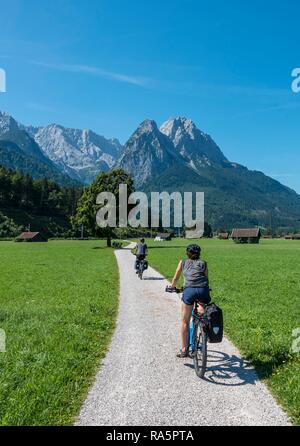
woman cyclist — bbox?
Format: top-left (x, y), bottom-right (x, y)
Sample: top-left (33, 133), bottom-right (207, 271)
top-left (171, 244), bottom-right (211, 358)
top-left (133, 238), bottom-right (148, 273)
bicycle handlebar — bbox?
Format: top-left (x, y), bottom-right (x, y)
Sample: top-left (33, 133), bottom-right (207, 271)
top-left (165, 285), bottom-right (183, 294)
top-left (165, 286), bottom-right (212, 294)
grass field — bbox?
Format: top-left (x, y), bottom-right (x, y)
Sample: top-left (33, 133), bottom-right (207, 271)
top-left (0, 240), bottom-right (119, 426)
top-left (1, 238), bottom-right (299, 425)
top-left (146, 238), bottom-right (300, 424)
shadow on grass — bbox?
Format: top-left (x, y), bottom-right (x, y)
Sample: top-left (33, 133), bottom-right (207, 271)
top-left (246, 347), bottom-right (292, 381)
top-left (184, 350), bottom-right (258, 386)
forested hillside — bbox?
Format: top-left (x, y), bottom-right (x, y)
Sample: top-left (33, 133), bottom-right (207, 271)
top-left (0, 165), bottom-right (82, 237)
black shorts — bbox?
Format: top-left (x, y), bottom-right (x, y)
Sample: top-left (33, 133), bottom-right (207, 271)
top-left (136, 254), bottom-right (146, 261)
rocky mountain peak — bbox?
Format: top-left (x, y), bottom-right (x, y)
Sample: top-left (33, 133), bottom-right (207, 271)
top-left (25, 123), bottom-right (122, 184)
top-left (114, 119), bottom-right (182, 188)
top-left (160, 116), bottom-right (227, 165)
top-left (0, 111), bottom-right (19, 134)
top-left (133, 119), bottom-right (159, 136)
top-left (160, 116), bottom-right (196, 139)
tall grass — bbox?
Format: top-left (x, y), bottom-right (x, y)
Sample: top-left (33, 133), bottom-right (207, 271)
top-left (0, 240), bottom-right (118, 425)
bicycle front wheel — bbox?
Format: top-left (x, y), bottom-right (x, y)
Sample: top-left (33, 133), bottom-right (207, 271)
top-left (192, 319), bottom-right (207, 379)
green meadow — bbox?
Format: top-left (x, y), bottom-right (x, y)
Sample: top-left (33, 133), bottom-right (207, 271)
top-left (0, 240), bottom-right (119, 426)
top-left (146, 238), bottom-right (300, 424)
top-left (0, 238), bottom-right (299, 425)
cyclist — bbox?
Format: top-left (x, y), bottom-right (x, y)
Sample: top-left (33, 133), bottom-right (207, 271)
top-left (171, 244), bottom-right (211, 358)
top-left (133, 238), bottom-right (148, 273)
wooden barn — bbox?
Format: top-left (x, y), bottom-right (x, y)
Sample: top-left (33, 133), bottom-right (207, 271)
top-left (155, 233), bottom-right (172, 241)
top-left (285, 234), bottom-right (300, 240)
top-left (292, 234), bottom-right (300, 240)
top-left (16, 232), bottom-right (48, 242)
top-left (231, 228), bottom-right (261, 244)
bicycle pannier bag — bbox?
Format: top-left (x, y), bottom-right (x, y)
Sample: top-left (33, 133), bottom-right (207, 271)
top-left (205, 303), bottom-right (223, 343)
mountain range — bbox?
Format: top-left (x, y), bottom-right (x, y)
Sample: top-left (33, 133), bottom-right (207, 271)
top-left (25, 124), bottom-right (122, 184)
top-left (114, 117), bottom-right (300, 230)
top-left (0, 111), bottom-right (122, 185)
top-left (1, 111), bottom-right (300, 230)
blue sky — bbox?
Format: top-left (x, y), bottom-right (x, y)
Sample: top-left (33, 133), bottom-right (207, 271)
top-left (0, 0), bottom-right (300, 191)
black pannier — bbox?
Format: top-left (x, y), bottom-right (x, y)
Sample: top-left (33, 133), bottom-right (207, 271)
top-left (135, 259), bottom-right (148, 271)
top-left (205, 303), bottom-right (223, 343)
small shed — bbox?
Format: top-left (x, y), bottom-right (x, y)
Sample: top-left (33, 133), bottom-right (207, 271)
top-left (218, 232), bottom-right (229, 240)
top-left (292, 234), bottom-right (300, 240)
top-left (16, 232), bottom-right (48, 242)
top-left (154, 233), bottom-right (172, 241)
top-left (231, 228), bottom-right (261, 244)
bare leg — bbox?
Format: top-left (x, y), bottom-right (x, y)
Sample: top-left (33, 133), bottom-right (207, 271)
top-left (197, 303), bottom-right (205, 315)
top-left (181, 303), bottom-right (193, 352)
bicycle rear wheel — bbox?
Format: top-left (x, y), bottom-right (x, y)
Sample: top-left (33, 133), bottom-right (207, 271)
top-left (192, 319), bottom-right (207, 379)
top-left (138, 262), bottom-right (143, 279)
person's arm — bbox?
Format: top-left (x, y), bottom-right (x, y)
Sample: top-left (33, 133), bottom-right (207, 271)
top-left (204, 262), bottom-right (209, 278)
top-left (171, 261), bottom-right (183, 288)
top-left (145, 244), bottom-right (148, 255)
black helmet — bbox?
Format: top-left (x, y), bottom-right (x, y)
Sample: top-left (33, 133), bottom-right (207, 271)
top-left (186, 244), bottom-right (201, 256)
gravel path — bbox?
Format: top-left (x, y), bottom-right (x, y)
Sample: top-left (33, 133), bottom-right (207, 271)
top-left (76, 243), bottom-right (290, 426)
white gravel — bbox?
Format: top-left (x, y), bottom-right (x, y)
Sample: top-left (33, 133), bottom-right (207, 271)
top-left (76, 243), bottom-right (290, 426)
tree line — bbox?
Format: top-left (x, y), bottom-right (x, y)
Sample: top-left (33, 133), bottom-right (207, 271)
top-left (0, 165), bottom-right (214, 241)
top-left (0, 165), bottom-right (82, 216)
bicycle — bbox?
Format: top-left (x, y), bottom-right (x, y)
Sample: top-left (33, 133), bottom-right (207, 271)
top-left (166, 286), bottom-right (208, 379)
top-left (135, 256), bottom-right (148, 280)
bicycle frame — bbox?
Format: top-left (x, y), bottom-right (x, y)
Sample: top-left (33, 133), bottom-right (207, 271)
top-left (189, 304), bottom-right (204, 350)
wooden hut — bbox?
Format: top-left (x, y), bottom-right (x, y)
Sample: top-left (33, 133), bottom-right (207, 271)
top-left (231, 228), bottom-right (261, 244)
top-left (16, 232), bottom-right (48, 242)
top-left (154, 233), bottom-right (172, 241)
top-left (292, 234), bottom-right (300, 240)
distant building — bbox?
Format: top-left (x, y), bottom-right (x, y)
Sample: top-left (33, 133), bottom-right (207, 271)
top-left (218, 232), bottom-right (229, 240)
top-left (284, 234), bottom-right (300, 240)
top-left (231, 228), bottom-right (261, 244)
top-left (154, 233), bottom-right (172, 241)
top-left (292, 234), bottom-right (300, 240)
top-left (16, 232), bottom-right (48, 242)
